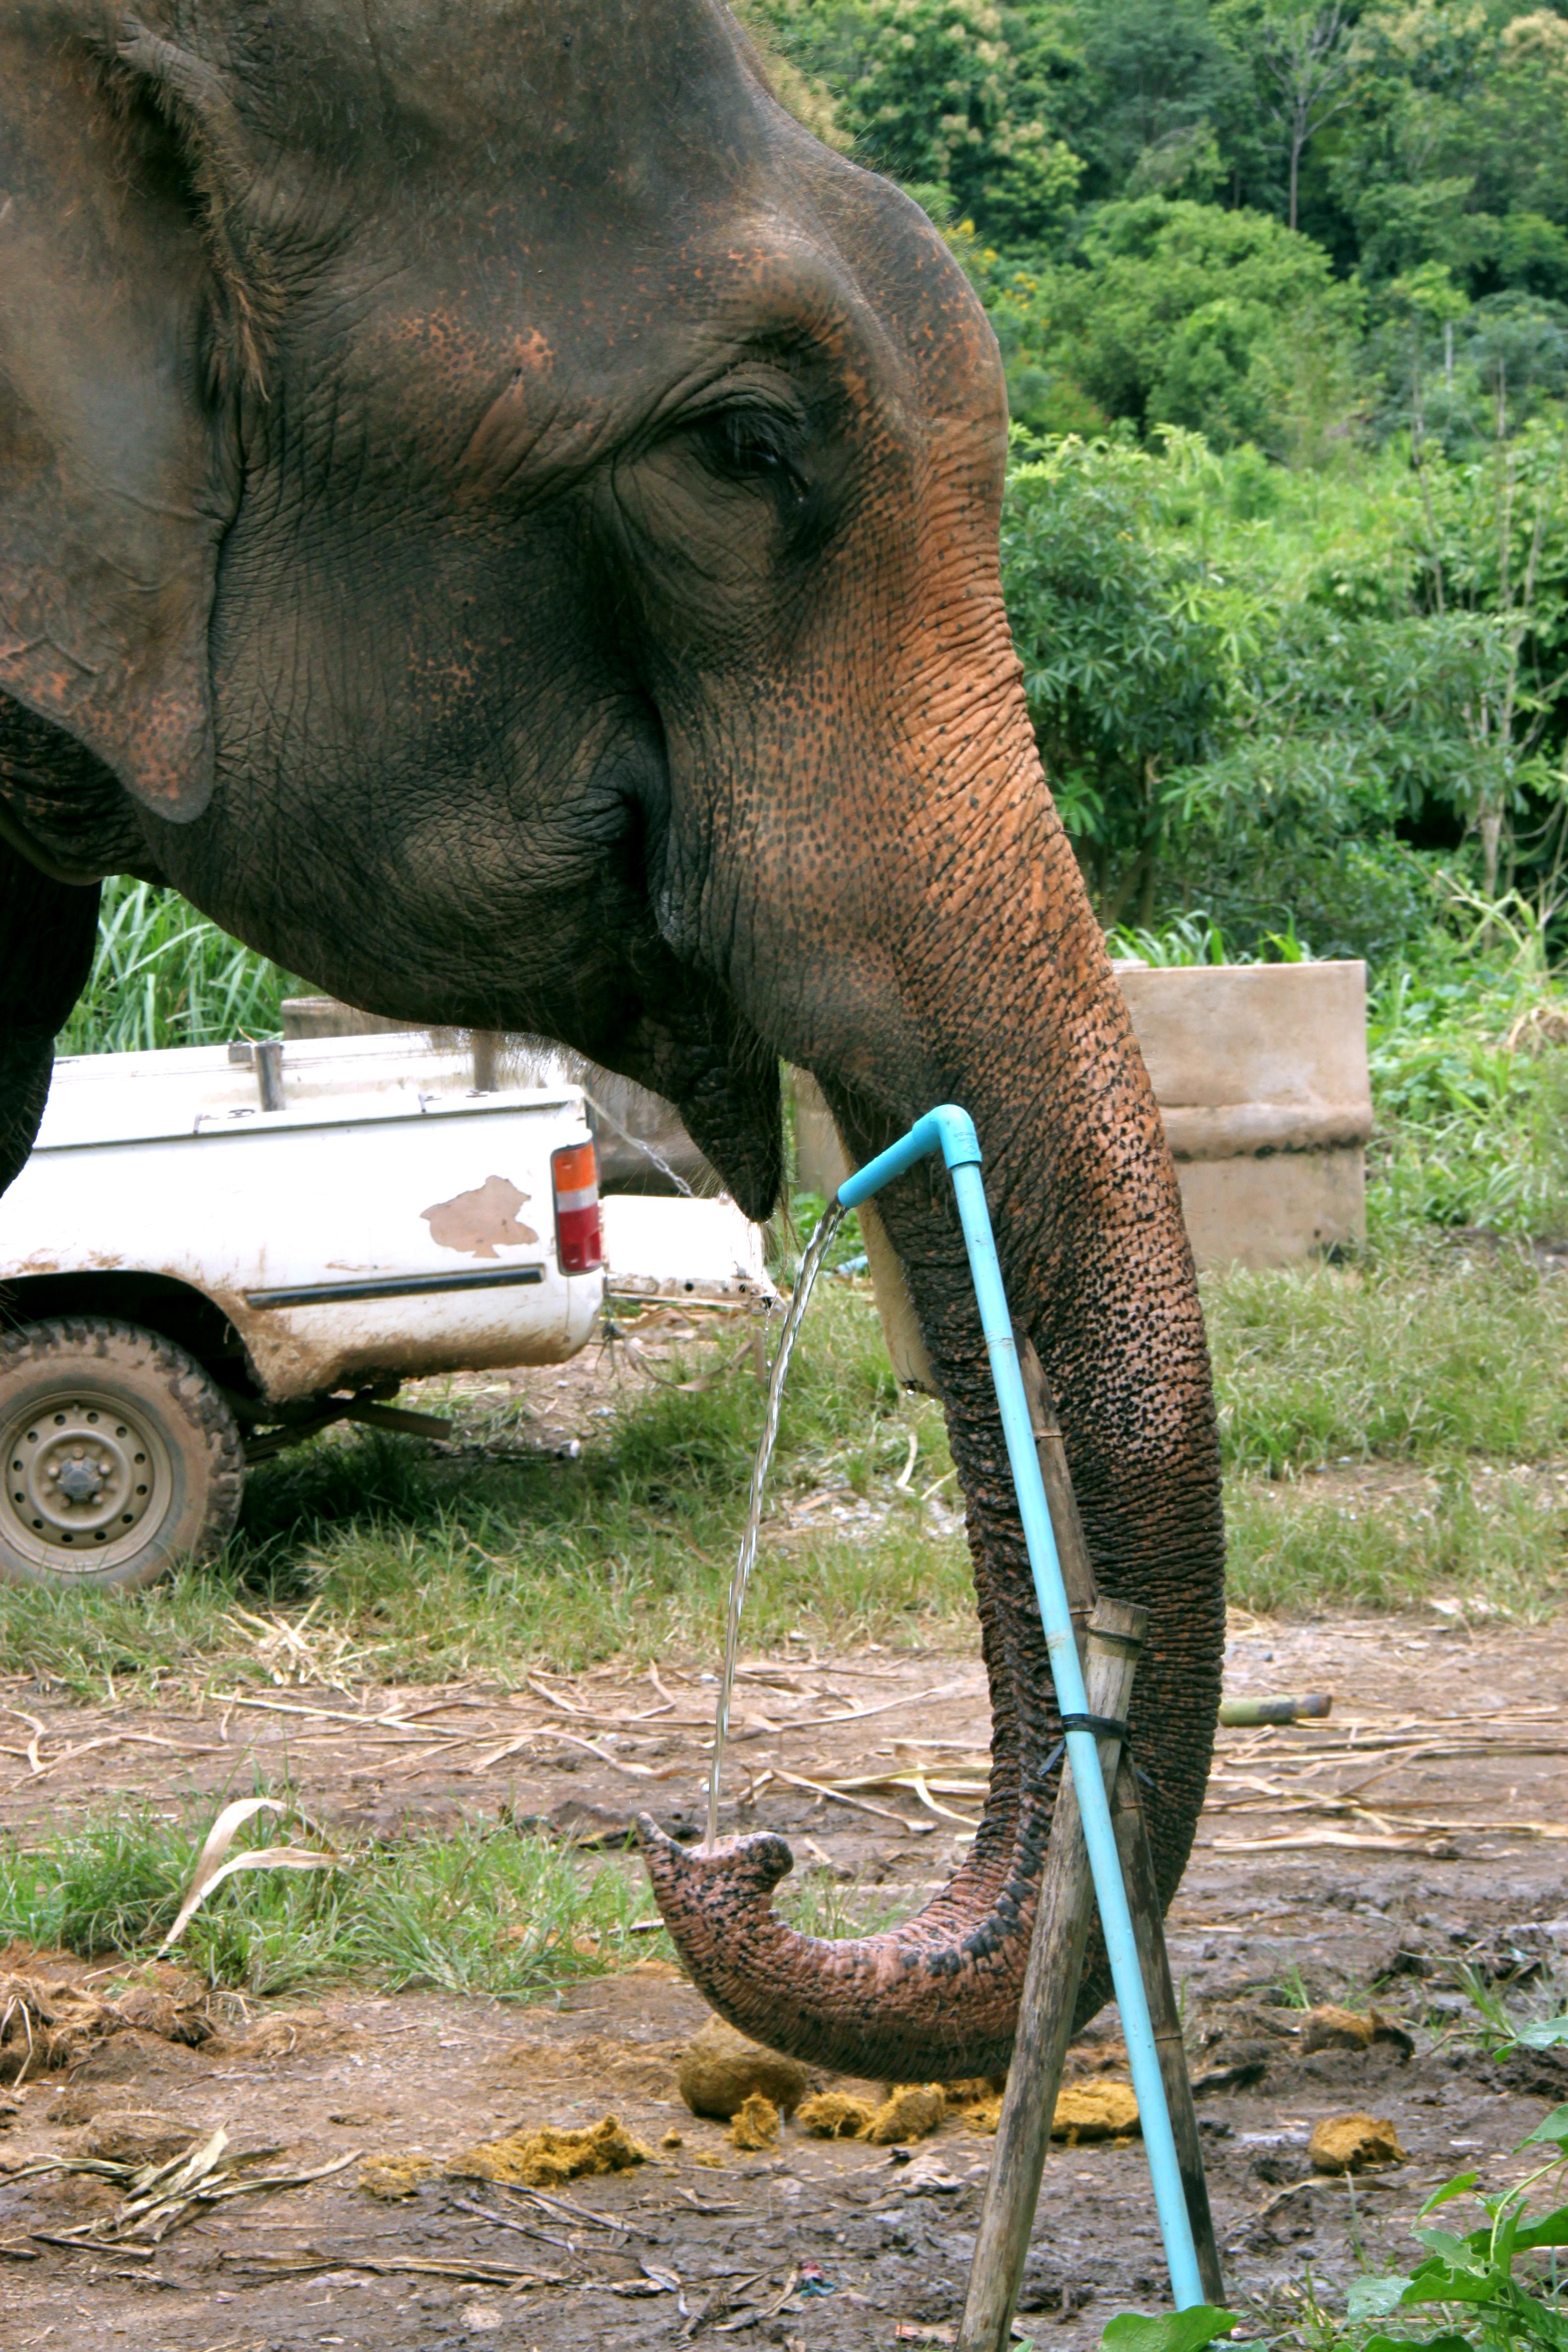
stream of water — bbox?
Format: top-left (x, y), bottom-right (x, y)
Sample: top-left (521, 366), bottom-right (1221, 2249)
top-left (704, 1201), bottom-right (847, 1852)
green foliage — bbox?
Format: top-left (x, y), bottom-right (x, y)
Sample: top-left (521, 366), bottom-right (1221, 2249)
top-left (1046, 197), bottom-right (1363, 450)
top-left (1001, 436), bottom-right (1226, 917)
top-left (994, 420), bottom-right (1568, 939)
top-left (59, 877), bottom-right (296, 1056)
top-left (1368, 892), bottom-right (1568, 1236)
top-left (1445, 1963), bottom-right (1568, 2059)
top-left (751, 0), bottom-right (1084, 243)
top-left (1346, 2109), bottom-right (1568, 2352)
top-left (1099, 2311), bottom-right (1239, 2352)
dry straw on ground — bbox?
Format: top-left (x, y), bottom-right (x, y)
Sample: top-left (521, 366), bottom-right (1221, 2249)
top-left (730, 2092), bottom-right (780, 2150)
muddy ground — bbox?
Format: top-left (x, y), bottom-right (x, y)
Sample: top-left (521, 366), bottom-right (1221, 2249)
top-left (0, 1601), bottom-right (1565, 2352)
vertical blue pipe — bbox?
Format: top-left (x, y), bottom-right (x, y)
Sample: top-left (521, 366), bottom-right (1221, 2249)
top-left (838, 1104), bottom-right (1206, 2312)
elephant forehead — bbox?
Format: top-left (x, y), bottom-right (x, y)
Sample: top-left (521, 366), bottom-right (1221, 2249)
top-left (341, 207), bottom-right (995, 500)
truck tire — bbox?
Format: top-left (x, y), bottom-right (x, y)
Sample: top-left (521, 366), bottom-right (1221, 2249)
top-left (0, 1319), bottom-right (244, 1591)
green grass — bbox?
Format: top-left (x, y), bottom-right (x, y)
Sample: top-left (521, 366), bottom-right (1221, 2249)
top-left (58, 878), bottom-right (298, 1056)
top-left (1224, 1465), bottom-right (1567, 1621)
top-left (0, 1802), bottom-right (666, 1999)
top-left (0, 1797), bottom-right (917, 1996)
top-left (0, 1287), bottom-right (969, 1701)
top-left (1205, 1242), bottom-right (1568, 1477)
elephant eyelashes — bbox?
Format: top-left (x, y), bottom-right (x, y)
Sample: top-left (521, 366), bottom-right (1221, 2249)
top-left (688, 406), bottom-right (808, 510)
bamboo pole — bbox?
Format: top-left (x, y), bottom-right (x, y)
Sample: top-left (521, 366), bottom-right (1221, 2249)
top-left (957, 1596), bottom-right (1146, 2352)
top-left (976, 1339), bottom-right (1224, 2307)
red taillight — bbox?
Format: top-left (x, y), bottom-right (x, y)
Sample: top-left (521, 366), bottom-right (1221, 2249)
top-left (552, 1138), bottom-right (603, 1274)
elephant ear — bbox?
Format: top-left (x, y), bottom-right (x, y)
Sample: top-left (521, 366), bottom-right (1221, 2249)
top-left (0, 13), bottom-right (274, 821)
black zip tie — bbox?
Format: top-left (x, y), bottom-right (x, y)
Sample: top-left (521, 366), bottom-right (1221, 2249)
top-left (1033, 1719), bottom-right (1139, 1790)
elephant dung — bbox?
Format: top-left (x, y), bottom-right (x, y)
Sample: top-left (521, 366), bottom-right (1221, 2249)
top-left (730, 2092), bottom-right (780, 2151)
top-left (1051, 2081), bottom-right (1140, 2143)
top-left (796, 2090), bottom-right (878, 2140)
top-left (359, 2151), bottom-right (434, 2201)
top-left (448, 2114), bottom-right (653, 2188)
top-left (1309, 2111), bottom-right (1408, 2174)
top-left (1302, 2006), bottom-right (1415, 2058)
top-left (867, 2083), bottom-right (946, 2144)
top-left (677, 2015), bottom-right (809, 2121)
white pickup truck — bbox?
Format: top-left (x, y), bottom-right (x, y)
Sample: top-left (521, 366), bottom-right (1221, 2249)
top-left (0, 1032), bottom-right (772, 1593)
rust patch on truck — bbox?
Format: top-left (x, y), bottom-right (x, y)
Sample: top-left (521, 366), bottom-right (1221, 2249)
top-left (421, 1176), bottom-right (539, 1260)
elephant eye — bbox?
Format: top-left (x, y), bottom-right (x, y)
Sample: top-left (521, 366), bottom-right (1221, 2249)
top-left (688, 404), bottom-right (805, 503)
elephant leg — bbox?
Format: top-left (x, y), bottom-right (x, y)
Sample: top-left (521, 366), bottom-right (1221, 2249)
top-left (0, 836), bottom-right (100, 1191)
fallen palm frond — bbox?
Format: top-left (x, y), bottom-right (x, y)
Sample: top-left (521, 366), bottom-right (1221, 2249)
top-left (3, 2128), bottom-right (358, 2245)
top-left (156, 1796), bottom-right (343, 1957)
top-left (1212, 1829), bottom-right (1460, 1854)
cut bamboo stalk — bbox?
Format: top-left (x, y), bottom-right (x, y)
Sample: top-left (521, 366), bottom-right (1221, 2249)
top-left (957, 1594), bottom-right (1146, 2352)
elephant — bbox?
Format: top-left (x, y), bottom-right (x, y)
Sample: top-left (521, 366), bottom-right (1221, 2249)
top-left (0, 0), bottom-right (1224, 2079)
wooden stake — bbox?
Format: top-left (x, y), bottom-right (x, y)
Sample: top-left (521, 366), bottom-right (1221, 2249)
top-left (1110, 1764), bottom-right (1225, 2303)
top-left (954, 1336), bottom-right (1226, 2325)
top-left (957, 1594), bottom-right (1146, 2352)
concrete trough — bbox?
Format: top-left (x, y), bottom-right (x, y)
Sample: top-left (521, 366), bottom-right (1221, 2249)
top-left (794, 960), bottom-right (1371, 1278)
top-left (1114, 958), bottom-right (1371, 1271)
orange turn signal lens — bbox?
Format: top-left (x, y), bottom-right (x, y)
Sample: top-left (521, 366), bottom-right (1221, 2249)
top-left (552, 1139), bottom-right (603, 1274)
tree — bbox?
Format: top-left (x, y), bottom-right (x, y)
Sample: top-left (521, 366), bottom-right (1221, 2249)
top-left (1000, 438), bottom-right (1227, 921)
top-left (1252, 0), bottom-right (1362, 232)
top-left (1040, 197), bottom-right (1362, 448)
top-left (752, 0), bottom-right (1084, 246)
top-left (1067, 0), bottom-right (1252, 206)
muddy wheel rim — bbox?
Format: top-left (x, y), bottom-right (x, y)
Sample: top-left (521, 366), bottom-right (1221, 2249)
top-left (0, 1388), bottom-right (174, 1573)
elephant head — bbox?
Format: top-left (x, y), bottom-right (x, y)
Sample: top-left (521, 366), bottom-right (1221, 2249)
top-left (0, 0), bottom-right (1224, 2076)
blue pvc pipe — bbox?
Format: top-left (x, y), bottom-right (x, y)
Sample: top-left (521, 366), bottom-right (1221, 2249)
top-left (838, 1103), bottom-right (1206, 2313)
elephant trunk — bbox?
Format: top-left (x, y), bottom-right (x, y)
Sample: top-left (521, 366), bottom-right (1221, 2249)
top-left (640, 706), bottom-right (1225, 2081)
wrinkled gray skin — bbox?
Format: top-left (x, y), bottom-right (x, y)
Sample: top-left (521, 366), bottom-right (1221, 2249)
top-left (0, 0), bottom-right (1224, 2078)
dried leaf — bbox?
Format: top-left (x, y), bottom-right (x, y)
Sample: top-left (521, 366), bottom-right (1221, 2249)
top-left (156, 1799), bottom-right (341, 1955)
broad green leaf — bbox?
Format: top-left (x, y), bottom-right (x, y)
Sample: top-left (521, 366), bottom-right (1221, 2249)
top-left (1100, 2305), bottom-right (1238, 2352)
top-left (1520, 2104), bottom-right (1568, 2149)
top-left (1414, 2227), bottom-right (1487, 2267)
top-left (1347, 2274), bottom-right (1412, 2319)
top-left (1514, 2203), bottom-right (1568, 2253)
top-left (1404, 2268), bottom-right (1505, 2306)
top-left (1420, 2172), bottom-right (1480, 2216)
top-left (1365, 2335), bottom-right (1473, 2352)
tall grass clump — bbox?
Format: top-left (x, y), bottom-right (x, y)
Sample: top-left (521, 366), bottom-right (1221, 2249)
top-left (1368, 888), bottom-right (1568, 1240)
top-left (58, 878), bottom-right (298, 1055)
top-left (0, 1796), bottom-right (921, 1998)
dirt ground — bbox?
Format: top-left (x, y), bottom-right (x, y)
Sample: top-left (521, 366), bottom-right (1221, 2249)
top-left (0, 1603), bottom-right (1565, 2352)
